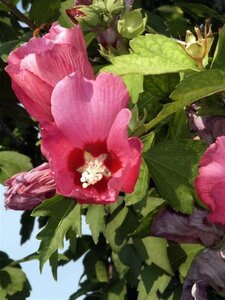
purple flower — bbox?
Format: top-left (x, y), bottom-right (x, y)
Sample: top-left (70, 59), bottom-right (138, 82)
top-left (181, 249), bottom-right (225, 300)
top-left (151, 207), bottom-right (225, 247)
top-left (188, 105), bottom-right (225, 145)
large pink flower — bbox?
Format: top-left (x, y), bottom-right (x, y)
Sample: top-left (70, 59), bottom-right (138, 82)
top-left (195, 136), bottom-right (225, 224)
top-left (41, 72), bottom-right (142, 204)
top-left (5, 22), bottom-right (94, 124)
top-left (4, 163), bottom-right (56, 210)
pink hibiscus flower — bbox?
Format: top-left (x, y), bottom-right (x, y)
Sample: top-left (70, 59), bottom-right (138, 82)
top-left (41, 72), bottom-right (142, 204)
top-left (195, 136), bottom-right (225, 224)
top-left (5, 22), bottom-right (94, 124)
top-left (4, 163), bottom-right (56, 210)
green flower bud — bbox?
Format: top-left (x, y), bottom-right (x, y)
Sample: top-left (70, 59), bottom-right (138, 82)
top-left (70, 6), bottom-right (102, 31)
top-left (117, 9), bottom-right (147, 40)
top-left (178, 25), bottom-right (214, 69)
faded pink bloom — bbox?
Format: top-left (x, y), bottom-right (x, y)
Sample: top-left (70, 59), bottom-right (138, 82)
top-left (41, 72), bottom-right (142, 204)
top-left (4, 163), bottom-right (56, 210)
top-left (5, 22), bottom-right (94, 124)
top-left (195, 136), bottom-right (225, 224)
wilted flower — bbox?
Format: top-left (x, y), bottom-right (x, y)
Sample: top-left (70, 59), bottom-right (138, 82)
top-left (195, 136), bottom-right (225, 224)
top-left (4, 163), bottom-right (56, 210)
top-left (41, 72), bottom-right (142, 204)
top-left (188, 104), bottom-right (225, 144)
top-left (5, 22), bottom-right (94, 124)
top-left (178, 25), bottom-right (214, 68)
top-left (151, 207), bottom-right (225, 247)
top-left (181, 249), bottom-right (225, 300)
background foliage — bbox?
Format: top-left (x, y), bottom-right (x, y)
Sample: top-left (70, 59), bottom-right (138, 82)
top-left (1, 0), bottom-right (225, 299)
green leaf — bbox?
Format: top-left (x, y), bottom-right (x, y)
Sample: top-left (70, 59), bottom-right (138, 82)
top-left (49, 251), bottom-right (58, 281)
top-left (132, 194), bottom-right (165, 237)
top-left (144, 140), bottom-right (206, 213)
top-left (145, 69), bottom-right (225, 131)
top-left (113, 244), bottom-right (142, 286)
top-left (0, 40), bottom-right (18, 61)
top-left (0, 151), bottom-right (32, 183)
top-left (171, 69), bottom-right (225, 102)
top-left (137, 264), bottom-right (171, 300)
top-left (179, 3), bottom-right (225, 22)
top-left (20, 211), bottom-right (35, 245)
top-left (95, 260), bottom-right (108, 283)
top-left (0, 266), bottom-right (26, 296)
top-left (122, 74), bottom-right (143, 103)
top-left (104, 206), bottom-right (138, 253)
top-left (29, 0), bottom-right (61, 25)
top-left (32, 196), bottom-right (82, 270)
top-left (102, 34), bottom-right (198, 75)
top-left (86, 205), bottom-right (106, 244)
top-left (135, 237), bottom-right (174, 276)
top-left (58, 0), bottom-right (74, 28)
top-left (143, 74), bottom-right (180, 98)
top-left (168, 243), bottom-right (204, 280)
top-left (125, 160), bottom-right (150, 205)
top-left (212, 26), bottom-right (225, 70)
top-left (142, 132), bottom-right (155, 153)
top-left (103, 280), bottom-right (126, 300)
top-left (167, 109), bottom-right (189, 140)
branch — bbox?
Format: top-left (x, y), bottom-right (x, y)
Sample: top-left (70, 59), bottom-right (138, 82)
top-left (0, 0), bottom-right (36, 30)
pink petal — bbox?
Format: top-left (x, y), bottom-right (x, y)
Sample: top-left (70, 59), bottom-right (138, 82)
top-left (195, 136), bottom-right (225, 224)
top-left (7, 69), bottom-right (53, 123)
top-left (6, 22), bottom-right (94, 123)
top-left (20, 44), bottom-right (93, 87)
top-left (51, 72), bottom-right (130, 148)
top-left (41, 122), bottom-right (76, 195)
top-left (107, 109), bottom-right (143, 193)
top-left (41, 122), bottom-right (118, 204)
top-left (44, 23), bottom-right (88, 55)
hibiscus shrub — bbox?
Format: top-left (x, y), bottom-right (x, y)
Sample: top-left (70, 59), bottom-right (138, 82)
top-left (2, 0), bottom-right (225, 299)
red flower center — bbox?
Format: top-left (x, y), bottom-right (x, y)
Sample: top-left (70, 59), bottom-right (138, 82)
top-left (67, 140), bottom-right (122, 193)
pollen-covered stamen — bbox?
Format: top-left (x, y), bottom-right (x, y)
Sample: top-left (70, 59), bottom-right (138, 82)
top-left (77, 152), bottom-right (111, 188)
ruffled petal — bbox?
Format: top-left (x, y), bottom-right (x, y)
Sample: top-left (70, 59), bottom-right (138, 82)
top-left (44, 23), bottom-right (88, 55)
top-left (195, 136), bottom-right (225, 224)
top-left (107, 109), bottom-right (142, 193)
top-left (20, 44), bottom-right (93, 87)
top-left (51, 72), bottom-right (129, 148)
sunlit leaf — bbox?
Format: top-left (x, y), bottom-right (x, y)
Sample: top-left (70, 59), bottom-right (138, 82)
top-left (144, 140), bottom-right (206, 213)
top-left (103, 34), bottom-right (198, 75)
top-left (32, 196), bottom-right (82, 270)
top-left (0, 151), bottom-right (32, 183)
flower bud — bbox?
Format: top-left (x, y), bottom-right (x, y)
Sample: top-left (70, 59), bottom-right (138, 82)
top-left (117, 9), bottom-right (147, 40)
top-left (4, 163), bottom-right (56, 210)
top-left (66, 6), bottom-right (102, 30)
top-left (97, 27), bottom-right (119, 48)
top-left (178, 24), bottom-right (214, 68)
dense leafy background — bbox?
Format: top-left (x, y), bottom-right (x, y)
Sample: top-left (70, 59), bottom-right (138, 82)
top-left (1, 0), bottom-right (225, 299)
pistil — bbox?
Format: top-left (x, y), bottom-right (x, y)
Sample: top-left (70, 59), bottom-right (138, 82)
top-left (77, 152), bottom-right (111, 188)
